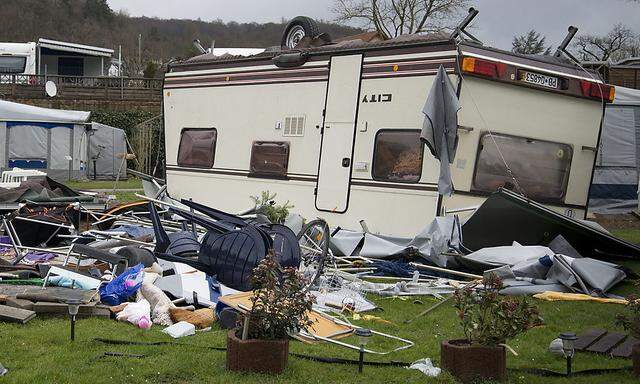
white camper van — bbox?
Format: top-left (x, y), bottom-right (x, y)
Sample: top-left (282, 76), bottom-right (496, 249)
top-left (163, 31), bottom-right (613, 236)
top-left (0, 42), bottom-right (37, 75)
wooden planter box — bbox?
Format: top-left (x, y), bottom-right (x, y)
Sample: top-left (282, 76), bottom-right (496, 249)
top-left (226, 329), bottom-right (289, 375)
top-left (441, 339), bottom-right (507, 383)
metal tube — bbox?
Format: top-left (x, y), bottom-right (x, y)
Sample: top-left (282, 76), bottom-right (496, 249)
top-left (409, 262), bottom-right (482, 280)
top-left (0, 243), bottom-right (72, 256)
top-left (554, 26), bottom-right (579, 57)
top-left (13, 216), bottom-right (75, 230)
top-left (358, 347), bottom-right (364, 373)
top-left (3, 218), bottom-right (23, 260)
top-left (70, 315), bottom-right (76, 341)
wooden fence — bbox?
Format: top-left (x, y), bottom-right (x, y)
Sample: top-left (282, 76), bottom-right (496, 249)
top-left (0, 74), bottom-right (163, 101)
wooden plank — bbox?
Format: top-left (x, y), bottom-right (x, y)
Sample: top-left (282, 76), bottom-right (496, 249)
top-left (611, 336), bottom-right (640, 358)
top-left (219, 292), bottom-right (353, 343)
top-left (0, 304), bottom-right (36, 324)
top-left (5, 298), bottom-right (34, 311)
top-left (33, 301), bottom-right (101, 317)
top-left (586, 332), bottom-right (627, 353)
top-left (575, 329), bottom-right (607, 351)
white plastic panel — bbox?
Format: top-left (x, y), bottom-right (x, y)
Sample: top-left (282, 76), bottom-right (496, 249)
top-left (316, 54), bottom-right (363, 212)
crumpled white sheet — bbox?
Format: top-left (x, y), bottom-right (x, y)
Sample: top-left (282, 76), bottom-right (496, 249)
top-left (116, 299), bottom-right (152, 329)
top-left (407, 358), bottom-right (441, 377)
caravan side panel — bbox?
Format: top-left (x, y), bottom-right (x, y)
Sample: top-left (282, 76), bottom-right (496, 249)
top-left (164, 43), bottom-right (457, 235)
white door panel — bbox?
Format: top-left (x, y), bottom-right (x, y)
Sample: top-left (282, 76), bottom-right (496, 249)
top-left (316, 55), bottom-right (363, 212)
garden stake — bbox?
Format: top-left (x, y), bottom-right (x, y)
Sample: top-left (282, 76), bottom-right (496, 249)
top-left (404, 295), bottom-right (453, 324)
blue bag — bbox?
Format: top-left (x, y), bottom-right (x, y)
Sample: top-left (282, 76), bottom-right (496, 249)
top-left (99, 263), bottom-right (145, 306)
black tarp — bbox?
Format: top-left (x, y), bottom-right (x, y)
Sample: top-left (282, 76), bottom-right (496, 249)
top-left (462, 188), bottom-right (640, 260)
top-left (0, 177), bottom-right (80, 203)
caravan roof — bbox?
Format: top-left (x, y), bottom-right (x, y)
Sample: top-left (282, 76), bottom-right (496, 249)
top-left (0, 99), bottom-right (90, 124)
top-left (38, 38), bottom-right (114, 58)
top-left (170, 34), bottom-right (600, 82)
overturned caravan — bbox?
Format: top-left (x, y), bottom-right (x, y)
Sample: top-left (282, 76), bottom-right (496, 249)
top-left (163, 34), bottom-right (613, 236)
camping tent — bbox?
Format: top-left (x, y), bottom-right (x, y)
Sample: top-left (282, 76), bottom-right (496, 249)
top-left (589, 86), bottom-right (640, 213)
top-left (88, 122), bottom-right (128, 180)
top-left (0, 99), bottom-right (129, 181)
top-left (0, 99), bottom-right (90, 180)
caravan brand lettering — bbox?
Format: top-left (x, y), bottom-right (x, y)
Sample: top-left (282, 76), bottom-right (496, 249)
top-left (362, 93), bottom-right (393, 104)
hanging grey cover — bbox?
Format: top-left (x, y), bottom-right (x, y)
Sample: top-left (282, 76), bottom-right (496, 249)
top-left (420, 65), bottom-right (460, 196)
top-left (88, 123), bottom-right (127, 179)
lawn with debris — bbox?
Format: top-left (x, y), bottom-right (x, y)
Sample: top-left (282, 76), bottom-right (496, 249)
top-left (1, 230), bottom-right (638, 384)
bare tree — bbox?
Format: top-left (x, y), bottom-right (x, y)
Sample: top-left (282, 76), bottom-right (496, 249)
top-left (332, 0), bottom-right (470, 39)
top-left (573, 24), bottom-right (636, 62)
top-left (512, 30), bottom-right (552, 55)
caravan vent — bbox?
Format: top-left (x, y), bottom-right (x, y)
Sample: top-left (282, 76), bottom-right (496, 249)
top-left (283, 116), bottom-right (305, 137)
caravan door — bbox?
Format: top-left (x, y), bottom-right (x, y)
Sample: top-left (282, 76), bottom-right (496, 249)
top-left (315, 54), bottom-right (363, 213)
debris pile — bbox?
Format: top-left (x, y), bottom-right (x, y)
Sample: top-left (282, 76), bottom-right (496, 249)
top-left (0, 176), bottom-right (639, 376)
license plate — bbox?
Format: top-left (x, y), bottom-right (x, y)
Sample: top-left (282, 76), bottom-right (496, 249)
top-left (519, 71), bottom-right (559, 89)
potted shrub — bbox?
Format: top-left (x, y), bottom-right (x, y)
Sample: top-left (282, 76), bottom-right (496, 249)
top-left (616, 281), bottom-right (640, 377)
top-left (442, 274), bottom-right (543, 383)
top-left (226, 251), bottom-right (313, 374)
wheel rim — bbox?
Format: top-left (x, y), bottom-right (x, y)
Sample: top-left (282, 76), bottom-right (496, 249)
top-left (298, 223), bottom-right (327, 286)
top-left (285, 25), bottom-right (306, 48)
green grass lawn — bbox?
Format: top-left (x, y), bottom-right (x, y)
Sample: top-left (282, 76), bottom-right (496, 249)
top-left (1, 231), bottom-right (639, 383)
top-left (66, 178), bottom-right (143, 191)
top-left (65, 178), bottom-right (144, 204)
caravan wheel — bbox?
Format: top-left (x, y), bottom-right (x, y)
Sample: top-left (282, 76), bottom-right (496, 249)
top-left (281, 16), bottom-right (320, 49)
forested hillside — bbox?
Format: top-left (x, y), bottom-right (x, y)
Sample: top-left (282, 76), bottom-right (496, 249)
top-left (1, 0), bottom-right (361, 70)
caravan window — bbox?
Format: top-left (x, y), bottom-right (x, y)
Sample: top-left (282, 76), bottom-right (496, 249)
top-left (0, 56), bottom-right (27, 73)
top-left (177, 128), bottom-right (217, 168)
top-left (250, 141), bottom-right (290, 178)
top-left (372, 130), bottom-right (423, 183)
top-left (472, 133), bottom-right (573, 202)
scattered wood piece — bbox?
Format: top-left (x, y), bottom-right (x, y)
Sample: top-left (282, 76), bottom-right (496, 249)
top-left (575, 329), bottom-right (607, 351)
top-left (611, 336), bottom-right (639, 358)
top-left (33, 301), bottom-right (108, 318)
top-left (0, 304), bottom-right (36, 324)
top-left (4, 298), bottom-right (34, 311)
top-left (586, 332), bottom-right (626, 353)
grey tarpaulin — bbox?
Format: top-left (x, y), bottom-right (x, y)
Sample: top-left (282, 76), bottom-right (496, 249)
top-left (330, 216), bottom-right (462, 267)
top-left (589, 86), bottom-right (640, 213)
top-left (0, 99), bottom-right (90, 123)
top-left (420, 65), bottom-right (460, 196)
top-left (88, 123), bottom-right (128, 180)
top-left (468, 243), bottom-right (626, 295)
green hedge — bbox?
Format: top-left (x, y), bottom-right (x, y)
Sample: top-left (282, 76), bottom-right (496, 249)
top-left (91, 110), bottom-right (158, 137)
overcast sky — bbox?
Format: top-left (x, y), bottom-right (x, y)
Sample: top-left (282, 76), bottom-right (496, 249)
top-left (107, 0), bottom-right (640, 50)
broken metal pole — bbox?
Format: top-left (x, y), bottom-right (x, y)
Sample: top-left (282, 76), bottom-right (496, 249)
top-left (409, 262), bottom-right (482, 280)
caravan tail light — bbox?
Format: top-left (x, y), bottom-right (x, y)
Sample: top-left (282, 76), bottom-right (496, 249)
top-left (579, 80), bottom-right (615, 103)
top-left (462, 57), bottom-right (506, 79)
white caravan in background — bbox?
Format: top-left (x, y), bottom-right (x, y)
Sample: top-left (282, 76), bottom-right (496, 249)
top-left (0, 42), bottom-right (37, 75)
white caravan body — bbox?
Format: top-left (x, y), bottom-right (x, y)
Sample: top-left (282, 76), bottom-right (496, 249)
top-left (0, 42), bottom-right (37, 75)
top-left (163, 37), bottom-right (610, 236)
